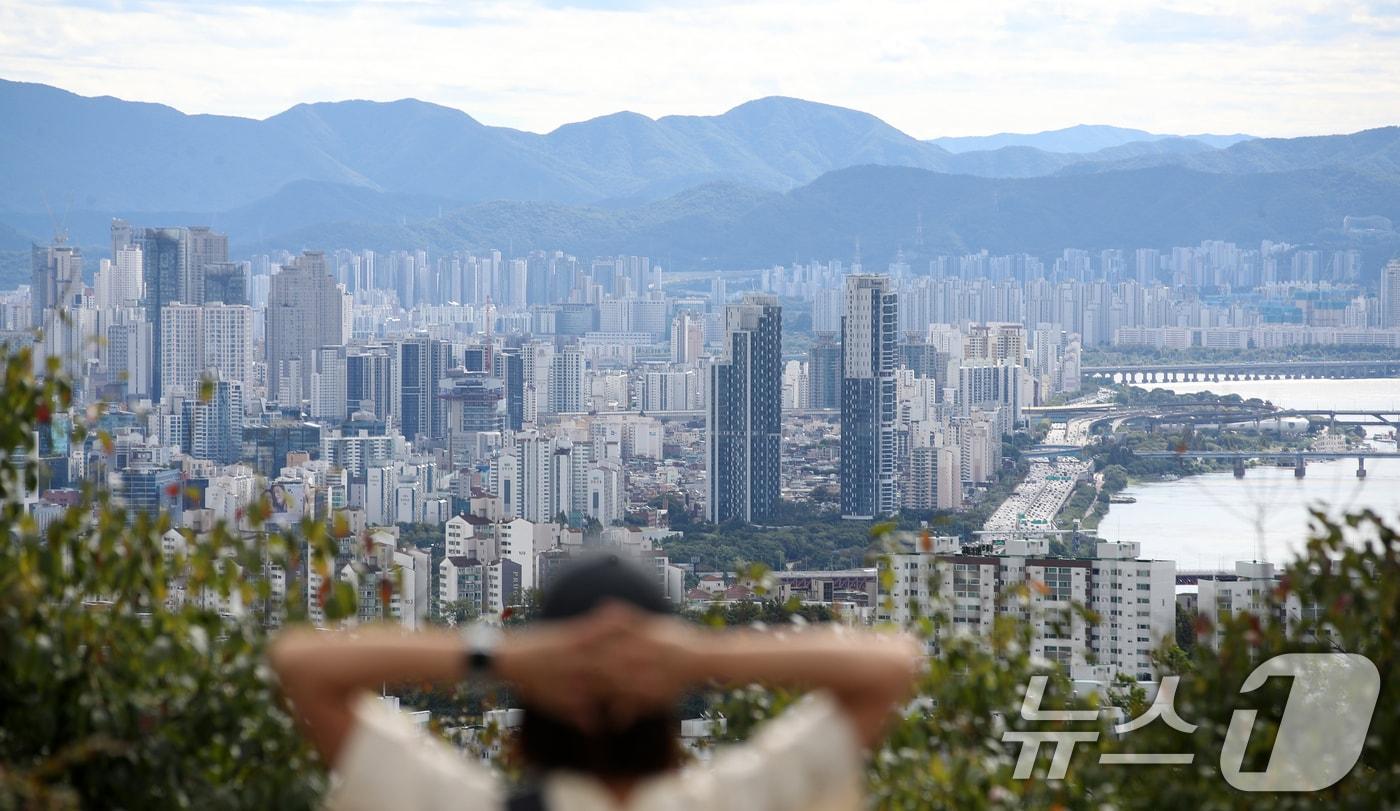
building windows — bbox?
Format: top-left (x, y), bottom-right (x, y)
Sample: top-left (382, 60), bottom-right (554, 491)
top-left (1043, 566), bottom-right (1073, 601)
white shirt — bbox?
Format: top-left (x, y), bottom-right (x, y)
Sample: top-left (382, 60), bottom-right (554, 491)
top-left (330, 692), bottom-right (864, 811)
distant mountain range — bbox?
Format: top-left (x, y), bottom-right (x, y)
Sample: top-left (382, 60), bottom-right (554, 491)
top-left (1, 78), bottom-right (1398, 275)
top-left (248, 165), bottom-right (1400, 273)
top-left (928, 124), bottom-right (1253, 154)
top-left (0, 78), bottom-right (1264, 215)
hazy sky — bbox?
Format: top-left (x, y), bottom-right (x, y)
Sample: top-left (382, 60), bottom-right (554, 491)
top-left (2, 0), bottom-right (1399, 138)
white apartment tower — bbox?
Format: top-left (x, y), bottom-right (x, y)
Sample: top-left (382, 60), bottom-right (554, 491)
top-left (880, 537), bottom-right (1175, 680)
top-left (548, 348), bottom-right (585, 414)
top-left (1381, 259), bottom-right (1400, 329)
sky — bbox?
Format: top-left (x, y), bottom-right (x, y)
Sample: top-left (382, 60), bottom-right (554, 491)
top-left (1, 0), bottom-right (1399, 138)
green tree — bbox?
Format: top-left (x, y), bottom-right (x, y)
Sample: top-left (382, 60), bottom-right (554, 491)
top-left (711, 517), bottom-right (1400, 809)
top-left (0, 347), bottom-right (336, 808)
top-left (435, 598), bottom-right (480, 627)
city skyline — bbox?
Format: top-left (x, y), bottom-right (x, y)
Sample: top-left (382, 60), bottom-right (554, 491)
top-left (2, 1), bottom-right (1399, 139)
top-left (6, 4), bottom-right (1400, 806)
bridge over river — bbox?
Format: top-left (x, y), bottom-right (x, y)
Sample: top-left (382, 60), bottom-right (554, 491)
top-left (1133, 449), bottom-right (1400, 479)
top-left (1082, 358), bottom-right (1400, 385)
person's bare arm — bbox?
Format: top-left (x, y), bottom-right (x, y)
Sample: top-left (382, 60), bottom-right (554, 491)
top-left (268, 618), bottom-right (613, 766)
top-left (692, 626), bottom-right (922, 746)
top-left (594, 605), bottom-right (923, 747)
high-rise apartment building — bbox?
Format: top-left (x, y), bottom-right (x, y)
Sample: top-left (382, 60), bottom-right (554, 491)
top-left (389, 334), bottom-right (452, 444)
top-left (440, 370), bottom-right (506, 465)
top-left (158, 302), bottom-right (254, 398)
top-left (310, 346), bottom-right (348, 422)
top-left (201, 303), bottom-right (254, 389)
top-left (31, 242), bottom-right (83, 325)
top-left (965, 322), bottom-right (1027, 363)
top-left (520, 341), bottom-right (554, 423)
top-left (840, 275), bottom-right (898, 519)
top-left (346, 345), bottom-right (392, 419)
top-left (901, 444), bottom-right (961, 511)
top-left (105, 319), bottom-right (152, 396)
top-left (670, 310), bottom-right (705, 364)
top-left (159, 304), bottom-right (204, 398)
top-left (96, 246), bottom-right (144, 310)
top-left (879, 537), bottom-right (1175, 680)
top-left (31, 241), bottom-right (86, 378)
top-left (644, 369), bottom-right (701, 412)
top-left (138, 226), bottom-right (215, 400)
top-left (181, 379), bottom-right (245, 464)
top-left (1381, 260), bottom-right (1400, 329)
top-left (548, 348), bottom-right (585, 414)
top-left (204, 262), bottom-right (248, 306)
top-left (502, 432), bottom-right (589, 523)
top-left (184, 226), bottom-right (228, 307)
top-left (808, 334), bottom-right (842, 410)
top-left (706, 294), bottom-right (782, 523)
top-left (138, 228), bottom-right (186, 400)
top-left (956, 360), bottom-right (1026, 438)
top-left (496, 349), bottom-right (525, 431)
top-left (266, 251), bottom-right (348, 404)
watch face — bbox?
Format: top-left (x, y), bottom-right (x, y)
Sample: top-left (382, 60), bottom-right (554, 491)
top-left (469, 649), bottom-right (494, 673)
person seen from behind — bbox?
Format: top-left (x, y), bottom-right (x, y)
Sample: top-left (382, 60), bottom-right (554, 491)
top-left (270, 555), bottom-right (922, 810)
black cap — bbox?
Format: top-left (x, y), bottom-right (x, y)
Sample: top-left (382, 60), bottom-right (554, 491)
top-left (540, 553), bottom-right (670, 620)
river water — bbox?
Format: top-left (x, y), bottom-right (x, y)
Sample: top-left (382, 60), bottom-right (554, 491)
top-left (1096, 378), bottom-right (1400, 569)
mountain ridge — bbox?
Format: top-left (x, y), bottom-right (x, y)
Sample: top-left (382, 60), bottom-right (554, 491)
top-left (930, 123), bottom-right (1254, 154)
top-left (0, 78), bottom-right (1283, 215)
top-left (223, 164), bottom-right (1400, 271)
top-left (4, 78), bottom-right (1398, 273)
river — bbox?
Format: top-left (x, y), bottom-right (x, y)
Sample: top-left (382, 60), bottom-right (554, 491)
top-left (1096, 378), bottom-right (1400, 568)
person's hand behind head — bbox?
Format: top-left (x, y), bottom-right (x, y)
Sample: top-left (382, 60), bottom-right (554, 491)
top-left (497, 606), bottom-right (632, 733)
top-left (584, 602), bottom-right (702, 722)
top-left (499, 602), bottom-right (702, 732)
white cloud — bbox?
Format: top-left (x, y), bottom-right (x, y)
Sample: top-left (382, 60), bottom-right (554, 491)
top-left (1, 0), bottom-right (1397, 136)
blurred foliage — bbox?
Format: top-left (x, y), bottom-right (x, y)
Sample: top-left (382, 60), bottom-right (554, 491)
top-left (712, 516), bottom-right (1400, 809)
top-left (0, 345), bottom-right (334, 809)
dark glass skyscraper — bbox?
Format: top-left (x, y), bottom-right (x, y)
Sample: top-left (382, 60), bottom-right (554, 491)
top-left (808, 333), bottom-right (842, 410)
top-left (840, 275), bottom-right (898, 519)
top-left (391, 334), bottom-right (452, 443)
top-left (203, 262), bottom-right (248, 306)
top-left (346, 345), bottom-right (392, 420)
top-left (120, 464), bottom-right (181, 522)
top-left (706, 294), bottom-right (781, 524)
top-left (138, 225), bottom-right (228, 400)
top-left (139, 228), bottom-right (186, 401)
top-left (497, 349), bottom-right (525, 431)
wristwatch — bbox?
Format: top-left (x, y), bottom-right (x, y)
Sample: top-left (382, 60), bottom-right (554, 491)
top-left (462, 623), bottom-right (503, 678)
